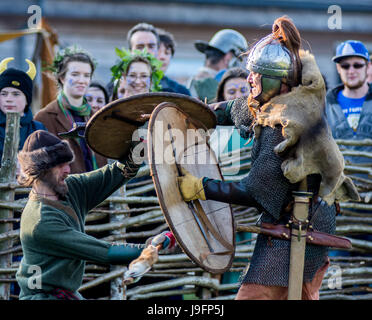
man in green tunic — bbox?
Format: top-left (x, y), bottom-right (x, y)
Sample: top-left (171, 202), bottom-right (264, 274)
top-left (15, 130), bottom-right (172, 299)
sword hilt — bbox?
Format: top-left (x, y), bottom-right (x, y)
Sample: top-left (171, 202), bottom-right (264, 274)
top-left (58, 122), bottom-right (86, 139)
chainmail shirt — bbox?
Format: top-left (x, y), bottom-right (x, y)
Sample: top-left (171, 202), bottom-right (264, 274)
top-left (219, 98), bottom-right (337, 286)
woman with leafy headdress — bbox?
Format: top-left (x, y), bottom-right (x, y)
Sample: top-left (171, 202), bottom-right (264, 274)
top-left (110, 49), bottom-right (168, 248)
top-left (34, 46), bottom-right (107, 173)
top-left (110, 48), bottom-right (163, 100)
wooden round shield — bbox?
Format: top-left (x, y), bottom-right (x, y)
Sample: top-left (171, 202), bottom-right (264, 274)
top-left (85, 92), bottom-right (216, 159)
top-left (148, 102), bottom-right (235, 274)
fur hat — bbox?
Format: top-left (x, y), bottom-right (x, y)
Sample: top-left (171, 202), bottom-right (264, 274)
top-left (17, 130), bottom-right (74, 185)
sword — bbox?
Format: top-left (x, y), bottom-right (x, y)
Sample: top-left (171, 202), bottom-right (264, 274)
top-left (167, 123), bottom-right (214, 253)
top-left (58, 122), bottom-right (86, 139)
top-left (287, 179), bottom-right (312, 300)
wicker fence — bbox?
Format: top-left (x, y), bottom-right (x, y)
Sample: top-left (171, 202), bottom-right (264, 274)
top-left (0, 114), bottom-right (372, 300)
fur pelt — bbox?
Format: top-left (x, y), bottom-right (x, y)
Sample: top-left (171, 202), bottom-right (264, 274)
top-left (128, 245), bottom-right (158, 269)
top-left (251, 50), bottom-right (360, 205)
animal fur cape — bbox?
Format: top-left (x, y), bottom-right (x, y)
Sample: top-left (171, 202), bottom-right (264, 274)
top-left (251, 50), bottom-right (360, 205)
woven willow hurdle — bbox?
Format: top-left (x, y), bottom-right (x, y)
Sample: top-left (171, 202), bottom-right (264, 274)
top-left (0, 114), bottom-right (371, 300)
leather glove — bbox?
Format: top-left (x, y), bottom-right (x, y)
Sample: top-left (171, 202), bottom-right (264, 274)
top-left (177, 167), bottom-right (206, 201)
top-left (118, 137), bottom-right (145, 179)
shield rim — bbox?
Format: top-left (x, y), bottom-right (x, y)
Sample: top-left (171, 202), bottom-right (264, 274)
top-left (85, 92), bottom-right (217, 159)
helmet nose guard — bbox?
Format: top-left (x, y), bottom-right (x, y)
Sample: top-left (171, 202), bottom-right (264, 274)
top-left (246, 36), bottom-right (296, 103)
top-left (246, 36), bottom-right (294, 81)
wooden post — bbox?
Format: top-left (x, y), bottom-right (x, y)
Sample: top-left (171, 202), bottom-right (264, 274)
top-left (201, 272), bottom-right (212, 299)
top-left (0, 112), bottom-right (20, 300)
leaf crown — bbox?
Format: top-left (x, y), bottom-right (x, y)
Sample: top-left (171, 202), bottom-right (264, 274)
top-left (111, 48), bottom-right (163, 92)
top-left (46, 45), bottom-right (97, 74)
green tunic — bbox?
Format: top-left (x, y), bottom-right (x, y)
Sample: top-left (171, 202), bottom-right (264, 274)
top-left (16, 162), bottom-right (142, 300)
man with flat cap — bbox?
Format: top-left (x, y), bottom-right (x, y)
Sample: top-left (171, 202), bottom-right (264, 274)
top-left (187, 29), bottom-right (248, 103)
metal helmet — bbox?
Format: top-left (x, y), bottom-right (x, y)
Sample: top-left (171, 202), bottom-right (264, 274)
top-left (246, 35), bottom-right (296, 103)
top-left (194, 29), bottom-right (248, 58)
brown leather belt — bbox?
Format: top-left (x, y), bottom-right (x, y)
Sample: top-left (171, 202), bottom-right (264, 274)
top-left (236, 222), bottom-right (351, 249)
top-left (259, 222), bottom-right (351, 249)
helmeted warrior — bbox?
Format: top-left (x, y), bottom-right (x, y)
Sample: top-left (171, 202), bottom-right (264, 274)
top-left (178, 16), bottom-right (359, 300)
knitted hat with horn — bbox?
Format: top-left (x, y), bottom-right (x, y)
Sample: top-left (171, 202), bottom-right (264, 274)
top-left (0, 57), bottom-right (36, 111)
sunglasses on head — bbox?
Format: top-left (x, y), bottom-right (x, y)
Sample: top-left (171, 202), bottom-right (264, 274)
top-left (340, 62), bottom-right (366, 70)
